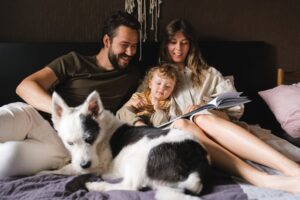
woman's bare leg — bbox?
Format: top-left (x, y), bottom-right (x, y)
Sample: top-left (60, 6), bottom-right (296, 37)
top-left (174, 119), bottom-right (300, 193)
top-left (192, 114), bottom-right (300, 176)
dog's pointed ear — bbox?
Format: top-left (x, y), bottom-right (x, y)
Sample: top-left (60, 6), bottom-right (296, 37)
top-left (83, 91), bottom-right (104, 117)
top-left (52, 92), bottom-right (69, 125)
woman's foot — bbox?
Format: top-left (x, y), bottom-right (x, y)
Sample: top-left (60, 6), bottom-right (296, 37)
top-left (261, 174), bottom-right (300, 194)
top-left (278, 162), bottom-right (300, 177)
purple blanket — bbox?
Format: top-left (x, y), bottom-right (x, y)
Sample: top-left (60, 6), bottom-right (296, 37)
top-left (0, 169), bottom-right (248, 200)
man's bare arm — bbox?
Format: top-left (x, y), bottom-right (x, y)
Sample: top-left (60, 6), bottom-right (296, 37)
top-left (16, 67), bottom-right (58, 113)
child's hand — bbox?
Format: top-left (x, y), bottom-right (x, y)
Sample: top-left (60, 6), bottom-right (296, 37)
top-left (133, 120), bottom-right (147, 126)
top-left (128, 97), bottom-right (146, 109)
top-left (151, 96), bottom-right (161, 111)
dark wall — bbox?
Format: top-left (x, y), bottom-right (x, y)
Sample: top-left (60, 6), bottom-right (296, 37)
top-left (0, 0), bottom-right (299, 70)
top-left (160, 0), bottom-right (300, 71)
top-left (0, 0), bottom-right (123, 42)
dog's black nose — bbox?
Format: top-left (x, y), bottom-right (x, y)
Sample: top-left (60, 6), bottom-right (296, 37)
top-left (80, 161), bottom-right (91, 169)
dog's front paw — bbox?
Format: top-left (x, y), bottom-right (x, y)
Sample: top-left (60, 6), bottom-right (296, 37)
top-left (86, 182), bottom-right (102, 191)
top-left (86, 181), bottom-right (112, 192)
top-left (37, 170), bottom-right (51, 175)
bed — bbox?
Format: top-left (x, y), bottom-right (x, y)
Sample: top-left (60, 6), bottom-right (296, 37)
top-left (0, 42), bottom-right (300, 199)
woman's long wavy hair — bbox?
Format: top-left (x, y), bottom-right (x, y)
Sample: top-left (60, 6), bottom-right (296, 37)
top-left (160, 19), bottom-right (208, 87)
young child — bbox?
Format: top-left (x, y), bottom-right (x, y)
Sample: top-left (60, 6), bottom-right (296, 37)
top-left (116, 63), bottom-right (178, 127)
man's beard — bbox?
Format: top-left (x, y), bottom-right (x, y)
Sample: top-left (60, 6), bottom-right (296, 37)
top-left (108, 48), bottom-right (131, 70)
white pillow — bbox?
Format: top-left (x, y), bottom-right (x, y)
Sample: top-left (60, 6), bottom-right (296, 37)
top-left (258, 82), bottom-right (300, 138)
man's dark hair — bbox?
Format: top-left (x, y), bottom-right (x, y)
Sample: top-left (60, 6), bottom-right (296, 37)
top-left (101, 11), bottom-right (140, 46)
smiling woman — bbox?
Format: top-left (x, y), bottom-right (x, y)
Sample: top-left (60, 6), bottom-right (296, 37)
top-left (167, 32), bottom-right (190, 67)
top-left (158, 18), bottom-right (300, 194)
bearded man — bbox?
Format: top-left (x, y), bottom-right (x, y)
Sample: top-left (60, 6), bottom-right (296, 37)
top-left (0, 11), bottom-right (141, 178)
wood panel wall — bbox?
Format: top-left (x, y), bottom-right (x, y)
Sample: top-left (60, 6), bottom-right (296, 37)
top-left (0, 0), bottom-right (299, 70)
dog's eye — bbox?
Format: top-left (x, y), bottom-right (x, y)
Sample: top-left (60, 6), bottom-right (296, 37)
top-left (85, 136), bottom-right (94, 144)
top-left (67, 141), bottom-right (74, 146)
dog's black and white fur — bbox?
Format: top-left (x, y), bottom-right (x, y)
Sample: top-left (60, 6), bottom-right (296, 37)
top-left (51, 91), bottom-right (210, 200)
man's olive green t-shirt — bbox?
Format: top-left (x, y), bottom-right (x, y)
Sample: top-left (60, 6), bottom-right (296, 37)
top-left (48, 51), bottom-right (140, 113)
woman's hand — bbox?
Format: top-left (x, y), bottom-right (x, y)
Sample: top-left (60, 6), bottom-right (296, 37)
top-left (183, 105), bottom-right (199, 114)
top-left (183, 104), bottom-right (230, 121)
top-left (209, 110), bottom-right (230, 121)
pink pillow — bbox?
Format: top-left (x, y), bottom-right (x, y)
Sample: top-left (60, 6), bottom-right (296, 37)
top-left (258, 82), bottom-right (300, 138)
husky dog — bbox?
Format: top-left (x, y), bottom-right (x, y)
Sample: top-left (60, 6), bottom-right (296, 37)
top-left (51, 91), bottom-right (210, 199)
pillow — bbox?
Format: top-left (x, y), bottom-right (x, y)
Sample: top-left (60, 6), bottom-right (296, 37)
top-left (258, 82), bottom-right (300, 138)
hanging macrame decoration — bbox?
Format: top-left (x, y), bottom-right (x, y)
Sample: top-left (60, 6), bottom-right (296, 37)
top-left (125, 0), bottom-right (163, 60)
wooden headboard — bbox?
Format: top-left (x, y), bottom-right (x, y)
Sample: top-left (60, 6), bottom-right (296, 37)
top-left (277, 67), bottom-right (300, 85)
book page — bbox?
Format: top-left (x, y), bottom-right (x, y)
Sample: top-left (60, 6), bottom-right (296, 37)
top-left (157, 91), bottom-right (250, 128)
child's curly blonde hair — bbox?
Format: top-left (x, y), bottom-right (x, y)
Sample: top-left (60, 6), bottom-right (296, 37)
top-left (142, 63), bottom-right (179, 95)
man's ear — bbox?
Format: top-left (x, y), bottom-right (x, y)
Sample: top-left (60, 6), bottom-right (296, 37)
top-left (103, 34), bottom-right (111, 48)
top-left (52, 92), bottom-right (69, 127)
top-left (82, 91), bottom-right (104, 118)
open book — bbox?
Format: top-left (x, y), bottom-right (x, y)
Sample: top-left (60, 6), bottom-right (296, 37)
top-left (158, 91), bottom-right (251, 128)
